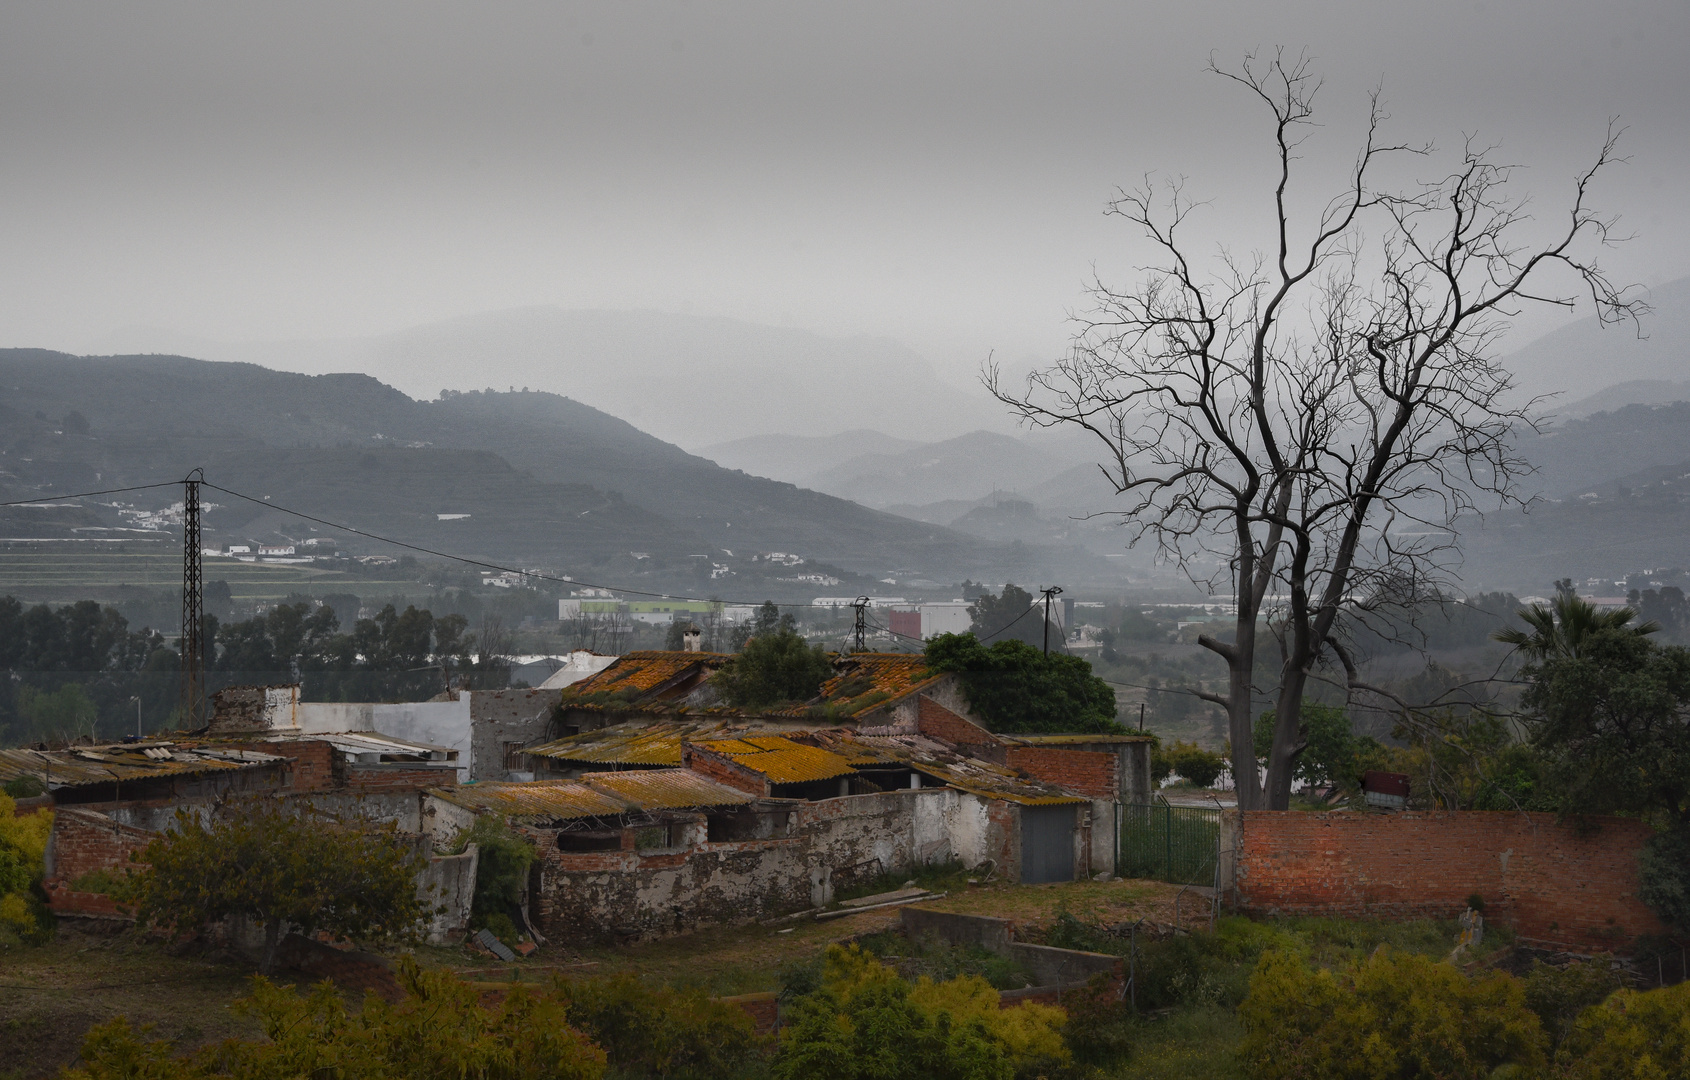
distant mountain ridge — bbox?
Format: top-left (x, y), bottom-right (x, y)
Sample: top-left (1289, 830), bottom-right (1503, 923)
top-left (83, 308), bottom-right (1009, 448)
top-left (0, 349), bottom-right (1033, 590)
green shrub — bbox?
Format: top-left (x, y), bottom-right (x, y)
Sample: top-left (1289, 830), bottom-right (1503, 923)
top-left (1237, 947), bottom-right (1545, 1079)
top-left (557, 972), bottom-right (761, 1080)
top-left (452, 814), bottom-right (537, 925)
top-left (1554, 979), bottom-right (1690, 1079)
top-left (1060, 973), bottom-right (1135, 1067)
top-left (2, 776), bottom-right (45, 799)
top-left (1637, 828), bottom-right (1690, 932)
top-left (1523, 959), bottom-right (1622, 1051)
top-left (1164, 741), bottom-right (1226, 788)
top-left (773, 945), bottom-right (1067, 1080)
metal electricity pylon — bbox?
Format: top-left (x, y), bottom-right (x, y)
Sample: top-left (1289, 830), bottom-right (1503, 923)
top-left (178, 469), bottom-right (206, 728)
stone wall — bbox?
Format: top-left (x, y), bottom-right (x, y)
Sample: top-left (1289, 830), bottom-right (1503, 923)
top-left (530, 788), bottom-right (994, 941)
top-left (1234, 810), bottom-right (1670, 950)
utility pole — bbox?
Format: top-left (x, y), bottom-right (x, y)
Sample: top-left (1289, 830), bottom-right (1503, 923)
top-left (178, 469), bottom-right (206, 729)
top-left (1040, 586), bottom-right (1063, 655)
top-left (850, 597), bottom-right (869, 653)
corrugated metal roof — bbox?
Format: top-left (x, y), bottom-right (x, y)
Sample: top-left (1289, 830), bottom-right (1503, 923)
top-left (692, 737), bottom-right (856, 784)
top-left (561, 651), bottom-right (728, 699)
top-left (812, 732), bottom-right (1088, 806)
top-left (0, 743), bottom-right (285, 789)
top-left (524, 719), bottom-right (830, 766)
top-left (430, 780), bottom-right (631, 820)
top-left (428, 770), bottom-right (754, 821)
top-left (584, 770), bottom-right (755, 809)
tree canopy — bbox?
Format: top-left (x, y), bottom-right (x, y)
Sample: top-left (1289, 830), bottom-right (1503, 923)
top-left (966, 584), bottom-right (1046, 649)
top-left (712, 623), bottom-right (834, 709)
top-left (133, 800), bottom-right (430, 973)
top-left (924, 633), bottom-right (1120, 734)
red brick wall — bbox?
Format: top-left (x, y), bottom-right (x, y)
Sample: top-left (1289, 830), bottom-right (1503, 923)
top-left (221, 738), bottom-right (337, 791)
top-left (1236, 811), bottom-right (1669, 950)
top-left (344, 767), bottom-right (455, 791)
top-left (1006, 747), bottom-right (1117, 800)
top-left (681, 745), bottom-right (768, 795)
top-left (917, 697), bottom-right (996, 746)
top-left (47, 807), bottom-right (154, 884)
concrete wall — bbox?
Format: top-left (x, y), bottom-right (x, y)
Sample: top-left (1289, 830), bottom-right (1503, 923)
top-left (468, 689), bottom-right (559, 781)
top-left (1235, 810), bottom-right (1670, 951)
top-left (366, 699), bottom-right (474, 781)
top-left (419, 842), bottom-right (478, 943)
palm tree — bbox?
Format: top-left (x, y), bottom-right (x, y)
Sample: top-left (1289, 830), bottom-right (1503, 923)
top-left (1492, 592), bottom-right (1659, 661)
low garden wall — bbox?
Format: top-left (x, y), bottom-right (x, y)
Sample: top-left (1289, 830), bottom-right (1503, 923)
top-left (1234, 810), bottom-right (1669, 950)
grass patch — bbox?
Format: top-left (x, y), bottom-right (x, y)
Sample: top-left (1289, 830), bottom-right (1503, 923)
top-left (831, 859), bottom-right (973, 905)
top-left (1112, 1005), bottom-right (1248, 1080)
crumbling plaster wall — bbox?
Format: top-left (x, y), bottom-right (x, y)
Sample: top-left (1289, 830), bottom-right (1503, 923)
top-left (531, 787), bottom-right (1000, 941)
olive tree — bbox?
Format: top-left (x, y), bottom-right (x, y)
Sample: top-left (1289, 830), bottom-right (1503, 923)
top-left (134, 799), bottom-right (430, 973)
top-left (990, 51), bottom-right (1642, 809)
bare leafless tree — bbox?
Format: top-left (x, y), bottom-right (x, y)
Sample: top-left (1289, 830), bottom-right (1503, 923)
top-left (989, 51), bottom-right (1644, 810)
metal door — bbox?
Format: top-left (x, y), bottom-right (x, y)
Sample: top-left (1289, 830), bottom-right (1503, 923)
top-left (1020, 805), bottom-right (1075, 884)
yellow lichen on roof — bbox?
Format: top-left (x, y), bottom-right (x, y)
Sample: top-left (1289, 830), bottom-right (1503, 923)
top-left (806, 653), bottom-right (946, 717)
top-left (430, 769), bottom-right (755, 821)
top-left (691, 736), bottom-right (857, 784)
top-left (561, 650), bottom-right (728, 699)
top-left (584, 769), bottom-right (755, 809)
top-left (525, 723), bottom-right (698, 766)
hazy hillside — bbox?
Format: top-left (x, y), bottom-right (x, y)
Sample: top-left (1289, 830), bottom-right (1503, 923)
top-left (1558, 379), bottom-right (1690, 418)
top-left (810, 430), bottom-right (1086, 508)
top-left (698, 430), bottom-right (925, 487)
top-left (1517, 401), bottom-right (1690, 498)
top-left (89, 309), bottom-right (1008, 448)
top-left (1504, 275), bottom-right (1690, 402)
top-left (0, 350), bottom-right (1038, 589)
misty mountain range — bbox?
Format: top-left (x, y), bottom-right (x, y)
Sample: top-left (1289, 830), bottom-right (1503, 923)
top-left (4, 273), bottom-right (1689, 598)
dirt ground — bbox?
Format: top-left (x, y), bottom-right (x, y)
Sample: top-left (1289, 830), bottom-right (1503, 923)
top-left (0, 923), bottom-right (295, 1080)
top-left (0, 877), bottom-right (1211, 1078)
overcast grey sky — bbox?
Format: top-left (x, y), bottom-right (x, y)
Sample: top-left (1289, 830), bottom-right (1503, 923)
top-left (2, 0), bottom-right (1685, 391)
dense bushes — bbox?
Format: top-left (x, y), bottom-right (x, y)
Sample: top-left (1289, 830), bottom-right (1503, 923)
top-left (558, 973), bottom-right (761, 1080)
top-left (65, 960), bottom-right (606, 1080)
top-left (0, 791), bottom-right (52, 942)
top-left (773, 944), bottom-right (1067, 1080)
top-left (1239, 947), bottom-right (1546, 1079)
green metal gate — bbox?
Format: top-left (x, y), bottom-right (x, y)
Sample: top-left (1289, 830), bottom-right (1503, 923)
top-left (1119, 798), bottom-right (1220, 885)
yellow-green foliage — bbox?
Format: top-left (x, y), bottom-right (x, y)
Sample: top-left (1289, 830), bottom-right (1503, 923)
top-left (555, 972), bottom-right (762, 1080)
top-left (774, 944), bottom-right (1067, 1080)
top-left (1238, 947), bottom-right (1545, 1079)
top-left (1554, 980), bottom-right (1690, 1080)
top-left (62, 959), bottom-right (606, 1080)
top-left (0, 791), bottom-right (52, 938)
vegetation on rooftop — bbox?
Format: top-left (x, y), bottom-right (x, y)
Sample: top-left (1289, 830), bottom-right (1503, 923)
top-left (923, 633), bottom-right (1121, 735)
top-left (712, 604), bottom-right (835, 710)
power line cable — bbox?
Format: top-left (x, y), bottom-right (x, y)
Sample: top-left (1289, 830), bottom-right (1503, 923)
top-left (0, 481), bottom-right (182, 508)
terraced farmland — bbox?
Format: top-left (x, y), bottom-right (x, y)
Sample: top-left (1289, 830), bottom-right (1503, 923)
top-left (0, 546), bottom-right (412, 606)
